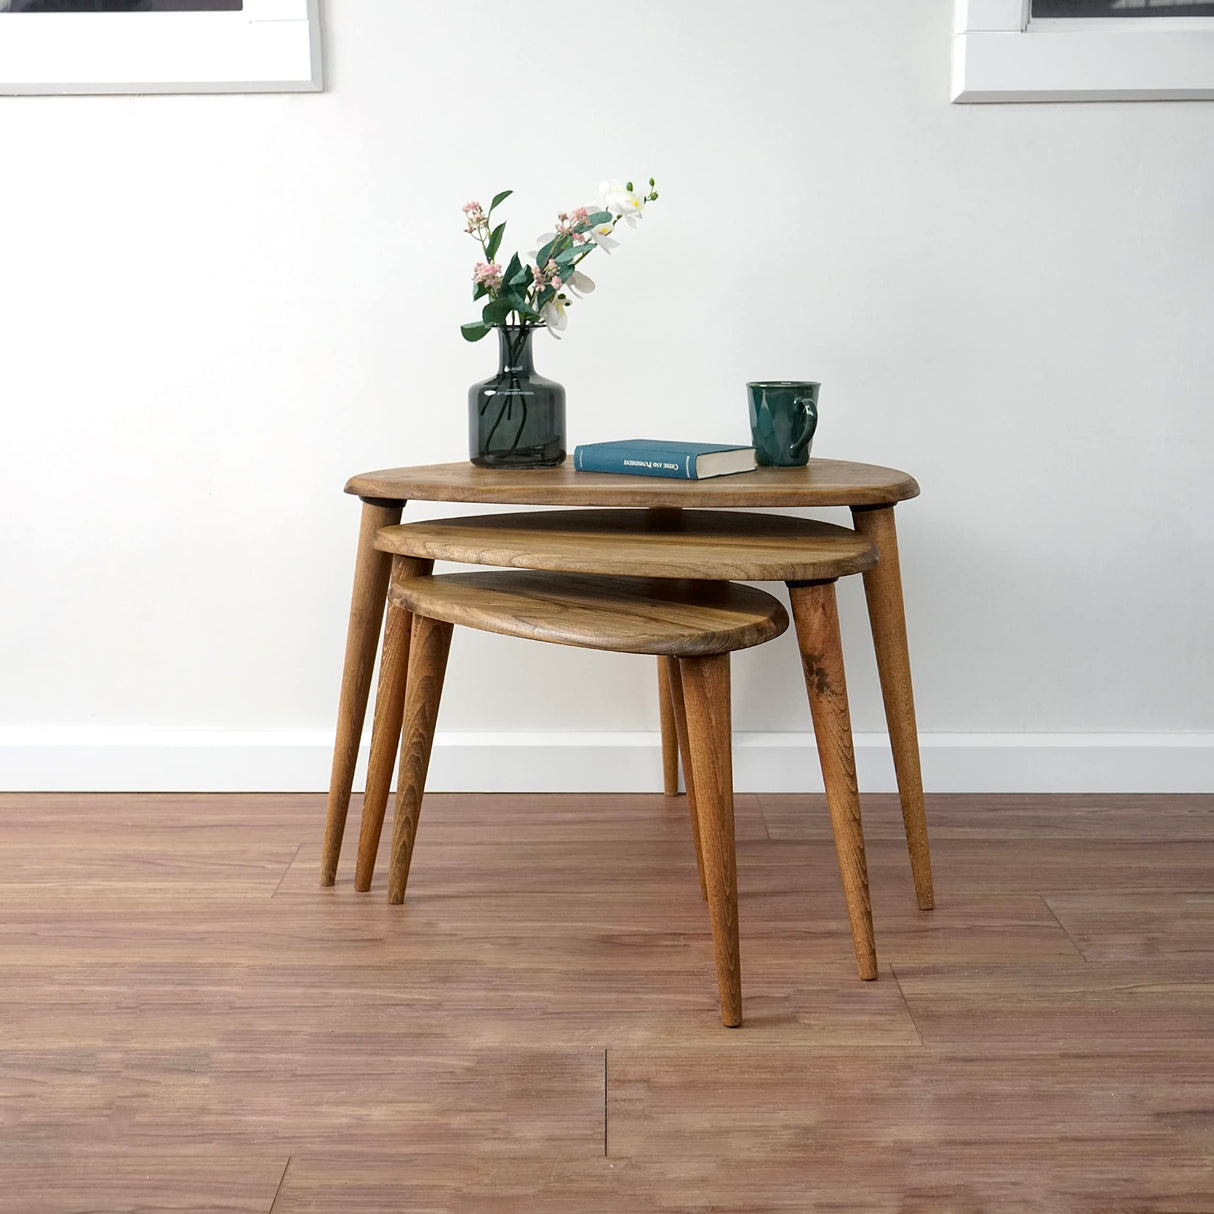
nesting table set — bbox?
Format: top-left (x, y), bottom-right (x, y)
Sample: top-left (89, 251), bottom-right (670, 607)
top-left (319, 459), bottom-right (934, 1026)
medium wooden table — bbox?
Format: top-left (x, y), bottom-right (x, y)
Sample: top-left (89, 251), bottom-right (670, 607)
top-left (322, 459), bottom-right (932, 912)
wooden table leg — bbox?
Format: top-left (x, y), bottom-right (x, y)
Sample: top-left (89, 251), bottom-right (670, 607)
top-left (850, 505), bottom-right (934, 911)
top-left (387, 614), bottom-right (454, 905)
top-left (679, 653), bottom-right (742, 1027)
top-left (647, 510), bottom-right (684, 801)
top-left (354, 555), bottom-right (433, 893)
top-left (788, 580), bottom-right (877, 981)
top-left (658, 657), bottom-right (680, 796)
top-left (666, 658), bottom-right (707, 900)
top-left (319, 497), bottom-right (404, 886)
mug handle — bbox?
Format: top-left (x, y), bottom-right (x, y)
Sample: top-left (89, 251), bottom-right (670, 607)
top-left (789, 395), bottom-right (814, 457)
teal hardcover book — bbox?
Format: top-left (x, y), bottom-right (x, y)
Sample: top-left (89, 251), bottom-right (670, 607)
top-left (572, 439), bottom-right (756, 480)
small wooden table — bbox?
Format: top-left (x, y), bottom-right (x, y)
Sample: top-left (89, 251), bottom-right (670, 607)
top-left (322, 459), bottom-right (932, 912)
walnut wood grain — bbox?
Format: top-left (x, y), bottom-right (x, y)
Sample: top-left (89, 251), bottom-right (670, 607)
top-left (353, 556), bottom-right (433, 893)
top-left (374, 508), bottom-right (877, 582)
top-left (386, 615), bottom-right (453, 905)
top-left (355, 601), bottom-right (410, 893)
top-left (389, 572), bottom-right (790, 657)
top-left (665, 657), bottom-right (707, 900)
top-left (852, 504), bottom-right (934, 910)
top-left (346, 458), bottom-right (919, 508)
top-left (788, 581), bottom-right (877, 981)
top-left (320, 498), bottom-right (402, 886)
top-left (658, 657), bottom-right (679, 797)
top-left (678, 653), bottom-right (743, 1027)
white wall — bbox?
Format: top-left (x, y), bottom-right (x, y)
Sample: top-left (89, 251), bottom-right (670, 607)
top-left (2, 0), bottom-right (1212, 792)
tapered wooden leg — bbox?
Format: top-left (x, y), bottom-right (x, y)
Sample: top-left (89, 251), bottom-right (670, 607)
top-left (354, 557), bottom-right (434, 893)
top-left (387, 614), bottom-right (453, 905)
top-left (678, 653), bottom-right (742, 1027)
top-left (658, 657), bottom-right (680, 796)
top-left (666, 658), bottom-right (707, 900)
top-left (851, 505), bottom-right (934, 911)
top-left (320, 498), bottom-right (404, 886)
top-left (788, 580), bottom-right (878, 981)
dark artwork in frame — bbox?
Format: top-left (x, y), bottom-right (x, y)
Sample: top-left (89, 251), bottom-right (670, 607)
top-left (1033, 0), bottom-right (1214, 14)
top-left (0, 1), bottom-right (242, 11)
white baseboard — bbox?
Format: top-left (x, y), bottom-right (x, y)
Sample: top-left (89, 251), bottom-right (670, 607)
top-left (0, 728), bottom-right (1211, 793)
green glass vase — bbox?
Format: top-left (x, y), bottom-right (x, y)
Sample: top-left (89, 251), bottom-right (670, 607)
top-left (469, 325), bottom-right (566, 468)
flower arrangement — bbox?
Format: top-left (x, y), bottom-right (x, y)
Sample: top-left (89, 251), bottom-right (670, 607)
top-left (460, 178), bottom-right (659, 342)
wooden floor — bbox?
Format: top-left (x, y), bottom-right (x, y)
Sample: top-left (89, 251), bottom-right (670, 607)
top-left (2, 791), bottom-right (1213, 1212)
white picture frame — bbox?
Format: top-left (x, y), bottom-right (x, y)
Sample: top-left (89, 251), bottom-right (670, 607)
top-left (952, 0), bottom-right (1214, 101)
top-left (0, 0), bottom-right (322, 95)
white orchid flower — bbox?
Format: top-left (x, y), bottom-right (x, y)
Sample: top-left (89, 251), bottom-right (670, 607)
top-left (565, 270), bottom-right (595, 297)
top-left (599, 179), bottom-right (646, 226)
top-left (588, 221), bottom-right (619, 253)
top-left (540, 297), bottom-right (568, 336)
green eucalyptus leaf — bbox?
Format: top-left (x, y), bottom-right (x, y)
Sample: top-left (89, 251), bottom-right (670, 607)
top-left (489, 189), bottom-right (513, 214)
top-left (554, 244), bottom-right (585, 265)
top-left (505, 254), bottom-right (530, 289)
top-left (486, 222), bottom-right (505, 263)
top-left (461, 322), bottom-right (491, 342)
top-left (584, 211), bottom-right (612, 226)
top-left (535, 238), bottom-right (557, 268)
top-left (482, 297), bottom-right (515, 326)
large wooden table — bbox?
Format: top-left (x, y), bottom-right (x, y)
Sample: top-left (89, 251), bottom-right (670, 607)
top-left (323, 459), bottom-right (932, 913)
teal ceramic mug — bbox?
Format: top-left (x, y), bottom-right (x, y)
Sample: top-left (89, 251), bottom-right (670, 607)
top-left (747, 381), bottom-right (819, 467)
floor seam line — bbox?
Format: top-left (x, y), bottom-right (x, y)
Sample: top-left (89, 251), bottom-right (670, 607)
top-left (889, 965), bottom-right (926, 1047)
top-left (268, 1155), bottom-right (291, 1212)
top-left (1040, 894), bottom-right (1091, 961)
top-left (271, 843), bottom-right (305, 897)
top-left (603, 1047), bottom-right (608, 1158)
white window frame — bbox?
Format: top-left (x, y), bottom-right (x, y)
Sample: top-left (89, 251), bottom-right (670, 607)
top-left (952, 0), bottom-right (1214, 101)
top-left (0, 0), bottom-right (321, 95)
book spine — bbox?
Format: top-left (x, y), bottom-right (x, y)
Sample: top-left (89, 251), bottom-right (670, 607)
top-left (573, 446), bottom-right (697, 479)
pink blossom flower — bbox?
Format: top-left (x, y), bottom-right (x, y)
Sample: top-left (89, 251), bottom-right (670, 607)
top-left (571, 206), bottom-right (589, 223)
top-left (472, 261), bottom-right (503, 290)
top-left (463, 201), bottom-right (489, 236)
top-left (533, 260), bottom-right (562, 290)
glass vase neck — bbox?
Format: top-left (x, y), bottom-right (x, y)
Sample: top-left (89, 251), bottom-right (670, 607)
top-left (495, 324), bottom-right (537, 374)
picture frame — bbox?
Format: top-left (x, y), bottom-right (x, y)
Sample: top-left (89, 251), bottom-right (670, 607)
top-left (0, 0), bottom-right (322, 95)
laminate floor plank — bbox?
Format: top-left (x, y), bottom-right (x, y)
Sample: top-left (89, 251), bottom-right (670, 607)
top-left (606, 1047), bottom-right (1214, 1213)
top-left (1044, 892), bottom-right (1214, 961)
top-left (0, 791), bottom-right (765, 841)
top-left (0, 1047), bottom-right (603, 1159)
top-left (894, 960), bottom-right (1214, 1052)
top-left (858, 838), bottom-right (1214, 897)
top-left (2, 791), bottom-right (1212, 1211)
top-left (760, 792), bottom-right (1214, 841)
top-left (0, 1151), bottom-right (289, 1214)
top-left (0, 960), bottom-right (919, 1051)
top-left (0, 888), bottom-right (1078, 961)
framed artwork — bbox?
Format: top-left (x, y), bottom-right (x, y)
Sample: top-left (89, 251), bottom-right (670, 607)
top-left (0, 0), bottom-right (322, 95)
top-left (953, 0), bottom-right (1214, 101)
